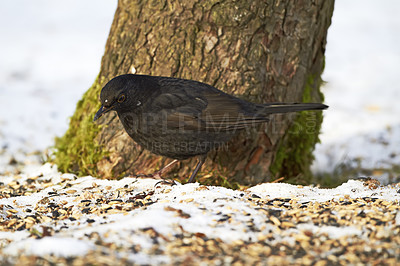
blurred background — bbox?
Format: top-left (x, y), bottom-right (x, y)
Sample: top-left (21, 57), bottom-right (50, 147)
top-left (0, 1), bottom-right (399, 184)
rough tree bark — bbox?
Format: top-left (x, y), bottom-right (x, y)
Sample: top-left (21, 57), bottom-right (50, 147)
top-left (54, 0), bottom-right (334, 186)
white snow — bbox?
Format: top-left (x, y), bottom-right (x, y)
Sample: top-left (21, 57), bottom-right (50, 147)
top-left (4, 237), bottom-right (94, 258)
top-left (313, 0), bottom-right (400, 174)
top-left (0, 0), bottom-right (116, 173)
top-left (249, 179), bottom-right (400, 202)
top-left (0, 164), bottom-right (399, 260)
top-left (0, 0), bottom-right (399, 262)
top-left (0, 164), bottom-right (398, 261)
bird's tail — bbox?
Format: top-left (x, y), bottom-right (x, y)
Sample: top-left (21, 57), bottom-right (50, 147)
top-left (259, 102), bottom-right (328, 115)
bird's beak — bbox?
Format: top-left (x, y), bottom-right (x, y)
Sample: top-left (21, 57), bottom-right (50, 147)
top-left (93, 105), bottom-right (113, 122)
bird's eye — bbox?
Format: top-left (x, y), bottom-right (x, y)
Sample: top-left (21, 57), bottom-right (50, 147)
top-left (117, 94), bottom-right (126, 103)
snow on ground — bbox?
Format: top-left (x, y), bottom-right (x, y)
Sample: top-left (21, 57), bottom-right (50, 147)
top-left (1, 0), bottom-right (400, 263)
top-left (312, 0), bottom-right (400, 176)
top-left (0, 1), bottom-right (116, 174)
top-left (0, 164), bottom-right (399, 263)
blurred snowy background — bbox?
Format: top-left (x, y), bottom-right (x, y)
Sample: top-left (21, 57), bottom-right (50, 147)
top-left (0, 1), bottom-right (116, 173)
top-left (312, 0), bottom-right (400, 184)
top-left (0, 0), bottom-right (399, 184)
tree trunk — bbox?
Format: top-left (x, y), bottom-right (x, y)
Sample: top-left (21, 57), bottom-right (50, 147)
top-left (54, 0), bottom-right (334, 186)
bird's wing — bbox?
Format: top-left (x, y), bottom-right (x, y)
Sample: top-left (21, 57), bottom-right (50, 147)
top-left (149, 87), bottom-right (268, 132)
top-left (148, 90), bottom-right (208, 131)
top-left (199, 91), bottom-right (269, 131)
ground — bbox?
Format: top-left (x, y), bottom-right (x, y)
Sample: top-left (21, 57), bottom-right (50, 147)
top-left (1, 164), bottom-right (399, 264)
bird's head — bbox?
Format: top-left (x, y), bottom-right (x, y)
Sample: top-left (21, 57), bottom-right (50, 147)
top-left (93, 74), bottom-right (148, 121)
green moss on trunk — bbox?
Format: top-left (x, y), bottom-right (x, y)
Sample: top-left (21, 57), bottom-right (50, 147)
top-left (269, 75), bottom-right (324, 184)
top-left (53, 76), bottom-right (107, 176)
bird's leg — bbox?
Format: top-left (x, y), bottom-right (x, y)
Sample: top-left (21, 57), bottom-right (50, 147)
top-left (152, 160), bottom-right (180, 187)
top-left (187, 154), bottom-right (207, 183)
top-left (135, 159), bottom-right (178, 179)
top-left (152, 159), bottom-right (179, 179)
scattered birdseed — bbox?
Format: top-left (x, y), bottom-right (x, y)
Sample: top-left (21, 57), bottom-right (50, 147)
top-left (0, 165), bottom-right (400, 264)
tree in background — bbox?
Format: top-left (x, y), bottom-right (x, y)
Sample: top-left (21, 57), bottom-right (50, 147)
top-left (54, 0), bottom-right (334, 186)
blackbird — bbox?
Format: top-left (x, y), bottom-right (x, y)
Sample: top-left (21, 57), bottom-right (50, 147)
top-left (94, 74), bottom-right (328, 183)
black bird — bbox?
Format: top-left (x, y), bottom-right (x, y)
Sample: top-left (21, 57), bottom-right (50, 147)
top-left (94, 74), bottom-right (328, 183)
